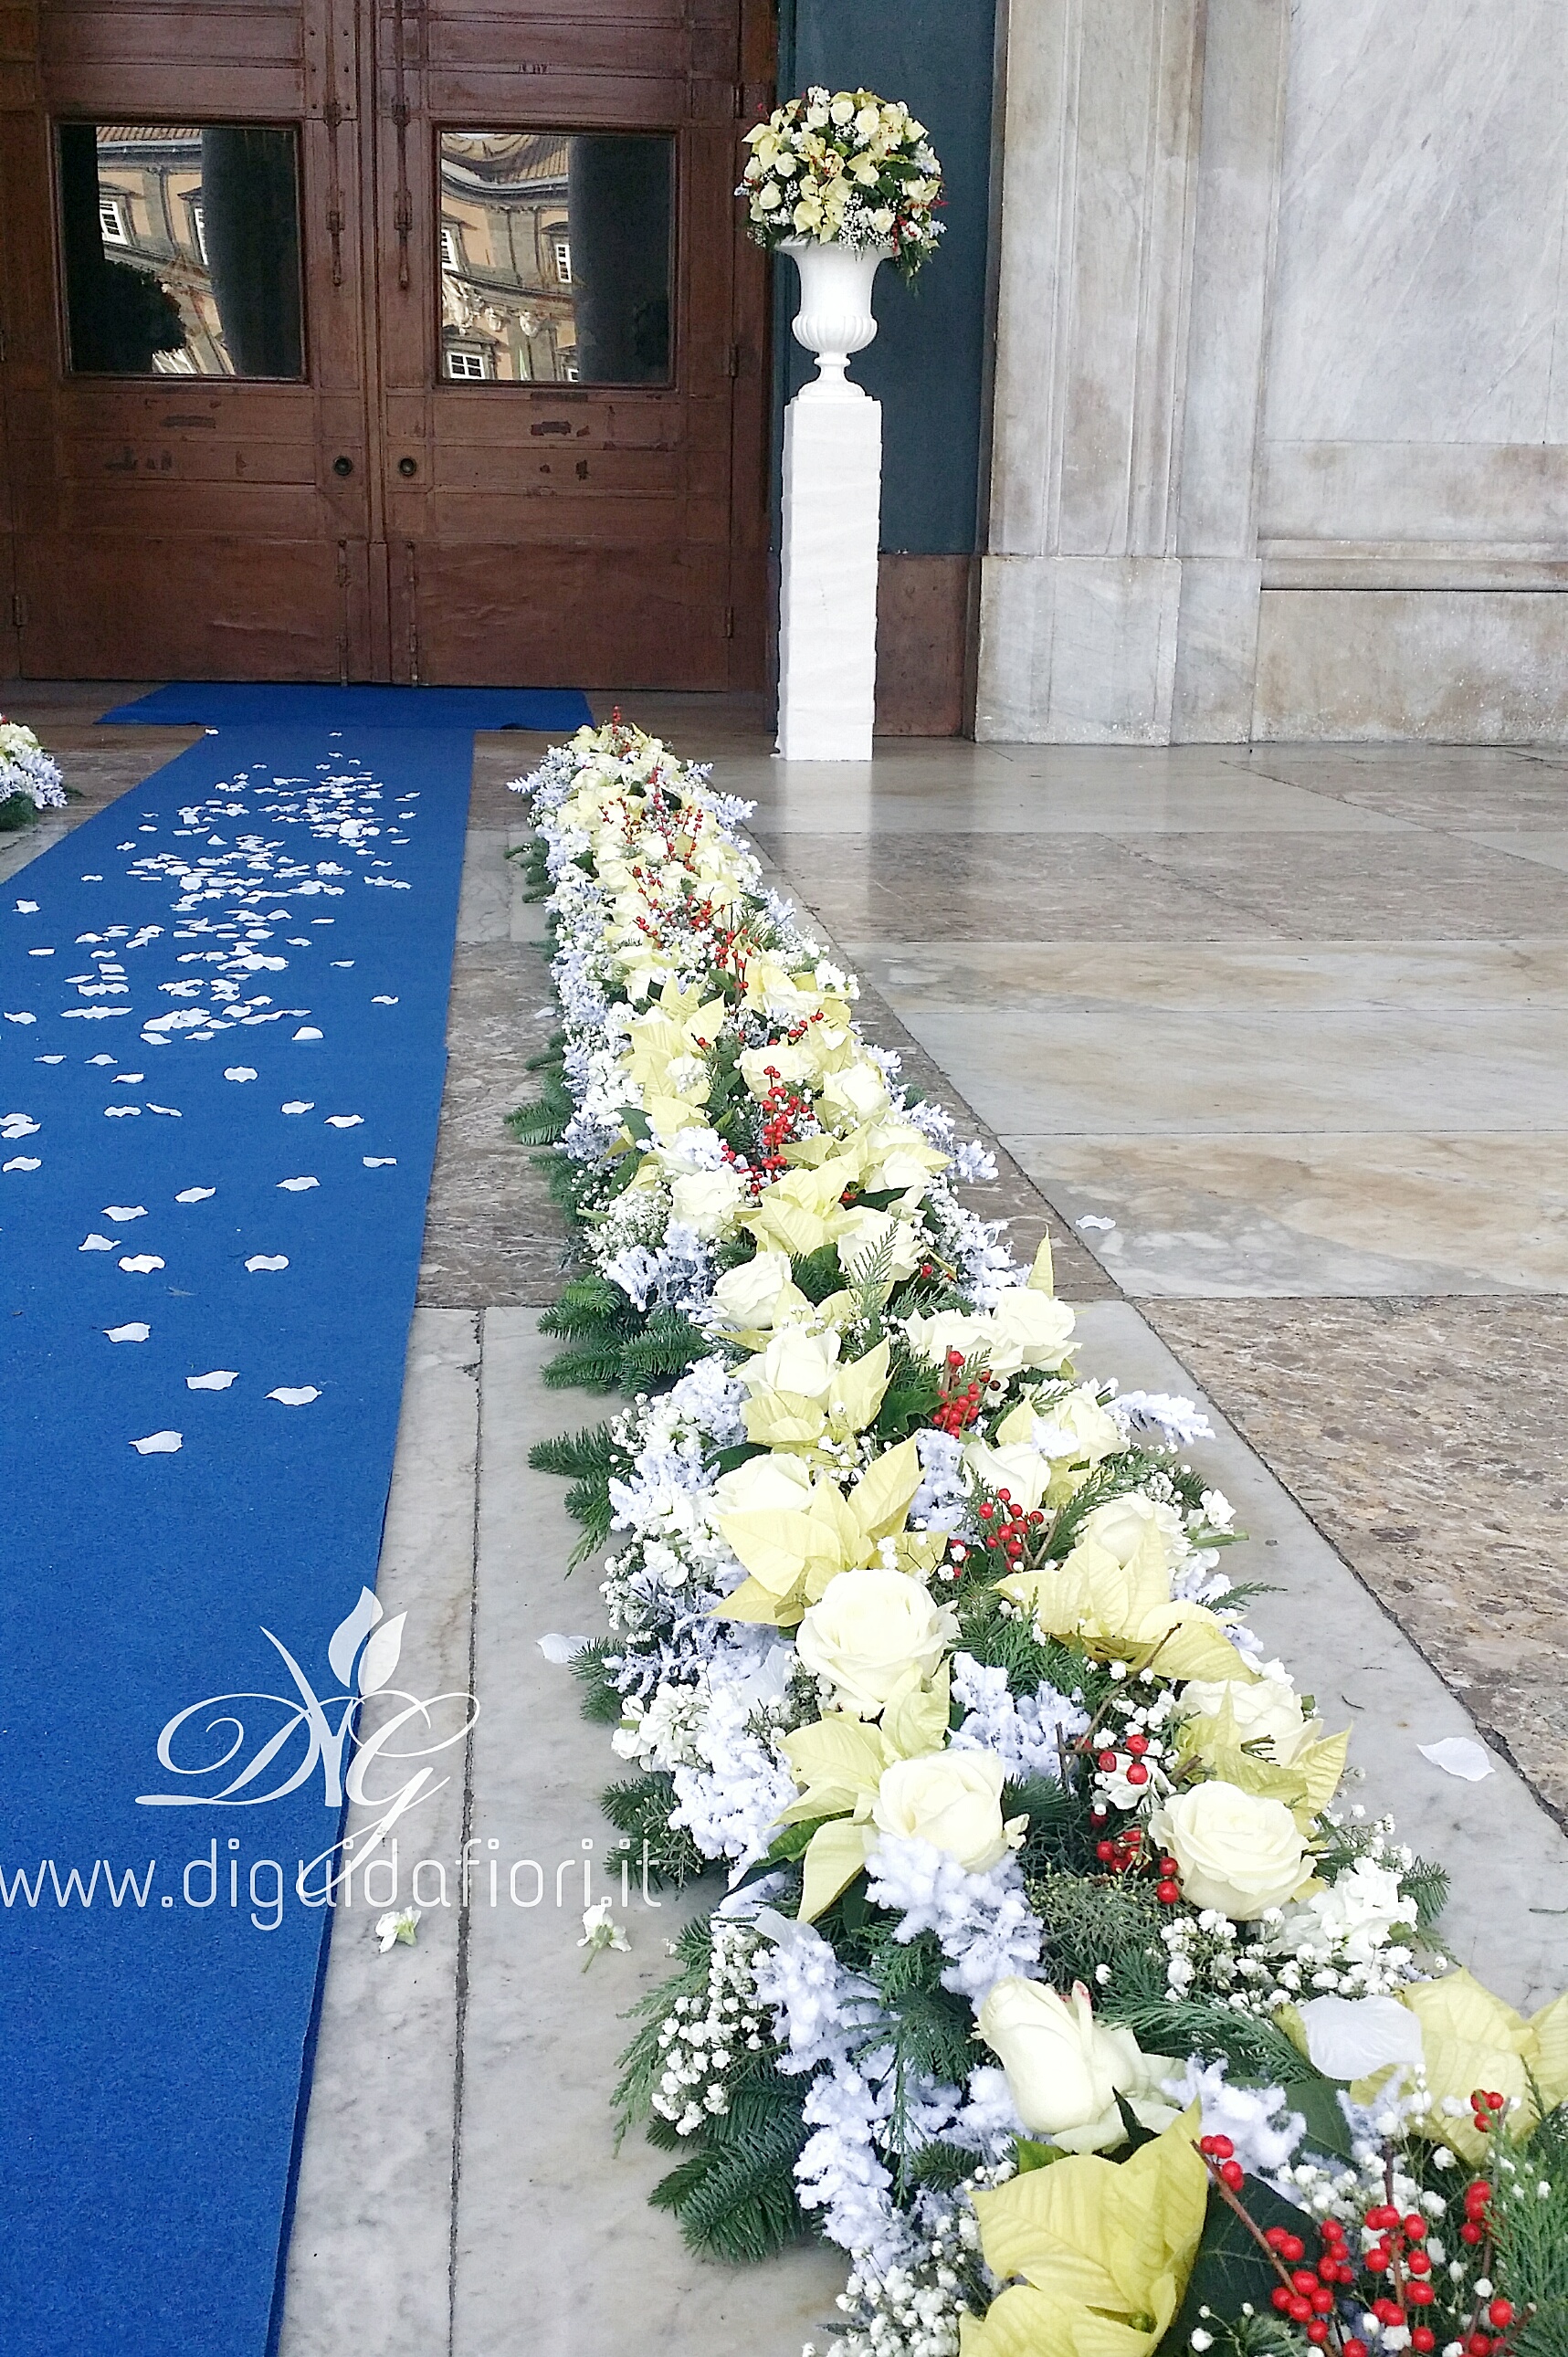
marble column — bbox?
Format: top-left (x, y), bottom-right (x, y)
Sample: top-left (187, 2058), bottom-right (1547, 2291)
top-left (975, 0), bottom-right (1205, 742)
top-left (775, 386), bottom-right (884, 762)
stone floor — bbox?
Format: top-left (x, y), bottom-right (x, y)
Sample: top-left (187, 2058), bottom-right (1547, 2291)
top-left (5, 686), bottom-right (1568, 2349)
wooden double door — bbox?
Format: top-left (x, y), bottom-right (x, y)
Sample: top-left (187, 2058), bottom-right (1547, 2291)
top-left (0, 0), bottom-right (772, 687)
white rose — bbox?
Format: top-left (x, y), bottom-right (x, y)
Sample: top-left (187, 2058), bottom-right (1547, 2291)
top-left (741, 1323), bottom-right (840, 1400)
top-left (1152, 1782), bottom-right (1310, 1921)
top-left (988, 1289), bottom-right (1076, 1373)
top-left (1076, 1492), bottom-right (1180, 1577)
top-left (668, 1166), bottom-right (745, 1238)
top-left (709, 1249), bottom-right (796, 1332)
top-left (1034, 1387), bottom-right (1121, 1467)
top-left (1180, 1665), bottom-right (1318, 1765)
top-left (816, 1060), bottom-right (889, 1129)
top-left (830, 92), bottom-right (855, 124)
top-left (903, 1309), bottom-right (991, 1368)
top-left (963, 1436), bottom-right (1051, 1515)
top-left (710, 1451), bottom-right (816, 1519)
top-left (797, 1566), bottom-right (959, 1717)
top-left (837, 1205), bottom-right (922, 1282)
top-left (739, 1040), bottom-right (816, 1095)
top-left (871, 1748), bottom-right (1011, 1872)
top-left (977, 1978), bottom-right (1176, 2152)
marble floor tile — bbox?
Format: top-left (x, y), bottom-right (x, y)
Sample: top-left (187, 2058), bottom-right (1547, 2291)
top-left (844, 937), bottom-right (1568, 1012)
top-left (1131, 828), bottom-right (1568, 936)
top-left (768, 832), bottom-right (1272, 941)
top-left (1141, 1298), bottom-right (1568, 1829)
top-left (889, 1001), bottom-right (1568, 1135)
top-left (1005, 1133), bottom-right (1568, 1294)
top-left (743, 771), bottom-right (1415, 836)
top-left (1460, 829), bottom-right (1568, 873)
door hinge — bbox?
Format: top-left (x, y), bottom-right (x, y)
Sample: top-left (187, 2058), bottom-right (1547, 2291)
top-left (10, 591), bottom-right (25, 631)
top-left (723, 605), bottom-right (735, 640)
top-left (727, 342), bottom-right (741, 379)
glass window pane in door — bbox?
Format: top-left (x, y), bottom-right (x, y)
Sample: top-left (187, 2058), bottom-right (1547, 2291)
top-left (58, 123), bottom-right (304, 379)
top-left (437, 131), bottom-right (672, 385)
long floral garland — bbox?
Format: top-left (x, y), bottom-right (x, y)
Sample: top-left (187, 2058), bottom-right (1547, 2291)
top-left (0, 716), bottom-right (66, 827)
top-left (511, 720), bottom-right (1568, 2357)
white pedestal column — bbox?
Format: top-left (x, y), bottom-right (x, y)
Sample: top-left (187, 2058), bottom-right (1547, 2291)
top-left (775, 384), bottom-right (883, 761)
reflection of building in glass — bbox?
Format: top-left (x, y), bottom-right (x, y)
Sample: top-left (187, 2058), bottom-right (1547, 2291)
top-left (438, 132), bottom-right (579, 384)
top-left (88, 128), bottom-right (232, 374)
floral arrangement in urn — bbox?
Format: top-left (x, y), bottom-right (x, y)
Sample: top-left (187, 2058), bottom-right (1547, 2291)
top-left (739, 88), bottom-right (942, 279)
top-left (0, 715), bottom-right (66, 830)
top-left (510, 718), bottom-right (1568, 2357)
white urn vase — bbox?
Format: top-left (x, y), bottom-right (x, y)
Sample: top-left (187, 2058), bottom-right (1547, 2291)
top-left (782, 237), bottom-right (893, 399)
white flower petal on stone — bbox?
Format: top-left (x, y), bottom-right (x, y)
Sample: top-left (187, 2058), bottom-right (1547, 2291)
top-left (186, 1371), bottom-right (238, 1391)
top-left (267, 1386), bottom-right (321, 1406)
top-left (539, 1633), bottom-right (591, 1664)
top-left (131, 1430), bottom-right (182, 1455)
top-left (1076, 1214), bottom-right (1116, 1232)
top-left (245, 1254), bottom-right (289, 1272)
top-left (1418, 1736), bottom-right (1494, 1781)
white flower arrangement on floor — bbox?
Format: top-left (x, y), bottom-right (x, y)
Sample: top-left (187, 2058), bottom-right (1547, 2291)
top-left (0, 716), bottom-right (66, 821)
top-left (739, 88), bottom-right (943, 278)
top-left (511, 720), bottom-right (1568, 2357)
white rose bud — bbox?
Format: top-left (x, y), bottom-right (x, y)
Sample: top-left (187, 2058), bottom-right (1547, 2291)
top-left (977, 1978), bottom-right (1169, 2151)
top-left (668, 1166), bottom-right (745, 1239)
top-left (709, 1249), bottom-right (795, 1332)
top-left (1152, 1782), bottom-right (1310, 1921)
top-left (871, 1749), bottom-right (1012, 1872)
top-left (796, 1566), bottom-right (958, 1717)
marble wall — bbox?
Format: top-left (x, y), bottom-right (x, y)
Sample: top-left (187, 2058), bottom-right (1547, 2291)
top-left (976, 0), bottom-right (1568, 742)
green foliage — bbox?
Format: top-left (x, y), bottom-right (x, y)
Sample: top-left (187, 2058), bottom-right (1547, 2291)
top-left (617, 1309), bottom-right (706, 1392)
top-left (571, 1640), bottom-right (625, 1724)
top-left (647, 2067), bottom-right (811, 2262)
top-left (872, 1341), bottom-right (946, 1443)
top-left (600, 1773), bottom-right (710, 1891)
top-left (908, 2140), bottom-right (983, 2193)
top-left (0, 791), bottom-right (39, 834)
top-left (538, 1272), bottom-right (626, 1340)
top-left (504, 832), bottom-right (552, 900)
top-left (1101, 1988), bottom-right (1312, 2088)
top-left (1156, 2173), bottom-right (1318, 2357)
top-left (790, 1242), bottom-right (847, 1304)
top-left (613, 1912), bottom-right (717, 2134)
top-left (1496, 2106), bottom-right (1568, 2357)
top-left (506, 1080), bottom-right (572, 1145)
top-left (541, 1341), bottom-right (626, 1393)
top-left (1028, 1864), bottom-right (1167, 1984)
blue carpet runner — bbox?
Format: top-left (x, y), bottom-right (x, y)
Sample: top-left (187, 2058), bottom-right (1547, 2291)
top-left (100, 680), bottom-right (594, 731)
top-left (0, 724), bottom-right (478, 2352)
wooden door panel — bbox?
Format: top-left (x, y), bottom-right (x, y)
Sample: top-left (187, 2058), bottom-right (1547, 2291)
top-left (405, 542), bottom-right (730, 688)
top-left (16, 531), bottom-right (344, 675)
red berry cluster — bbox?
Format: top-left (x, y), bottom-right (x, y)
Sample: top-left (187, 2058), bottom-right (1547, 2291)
top-left (753, 1067), bottom-right (816, 1183)
top-left (973, 1481), bottom-right (1046, 1557)
top-left (931, 1348), bottom-right (987, 1438)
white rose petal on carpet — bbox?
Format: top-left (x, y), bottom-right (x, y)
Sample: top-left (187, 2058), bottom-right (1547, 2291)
top-left (267, 1387), bottom-right (321, 1406)
top-left (80, 1234), bottom-right (117, 1251)
top-left (292, 1026), bottom-right (322, 1040)
top-left (103, 1205), bottom-right (147, 1221)
top-left (130, 1431), bottom-right (182, 1455)
top-left (174, 1187), bottom-right (216, 1203)
top-left (245, 1255), bottom-right (289, 1272)
top-left (325, 1113), bottom-right (362, 1127)
top-left (105, 1322), bottom-right (151, 1342)
top-left (277, 1176), bottom-right (319, 1192)
top-left (224, 1067), bottom-right (258, 1081)
top-left (186, 1371), bottom-right (238, 1392)
top-left (3, 1155), bottom-right (41, 1172)
top-left (281, 1100), bottom-right (314, 1114)
top-left (119, 1255), bottom-right (165, 1273)
top-left (363, 1156), bottom-right (396, 1167)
